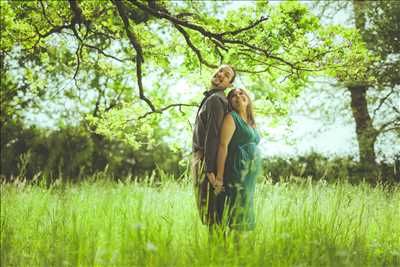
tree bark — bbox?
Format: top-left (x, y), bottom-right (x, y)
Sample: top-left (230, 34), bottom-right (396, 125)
top-left (347, 1), bottom-right (380, 182)
top-left (348, 85), bottom-right (379, 181)
top-left (352, 0), bottom-right (366, 32)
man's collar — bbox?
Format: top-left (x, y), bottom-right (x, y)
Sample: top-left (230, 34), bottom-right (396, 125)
top-left (215, 89), bottom-right (226, 96)
top-left (204, 88), bottom-right (226, 97)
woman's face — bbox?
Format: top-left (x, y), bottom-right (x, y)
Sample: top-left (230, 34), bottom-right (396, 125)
top-left (230, 89), bottom-right (249, 111)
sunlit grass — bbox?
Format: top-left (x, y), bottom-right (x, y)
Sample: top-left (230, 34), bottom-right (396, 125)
top-left (1, 176), bottom-right (399, 266)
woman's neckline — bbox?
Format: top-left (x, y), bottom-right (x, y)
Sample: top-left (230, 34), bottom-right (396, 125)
top-left (233, 111), bottom-right (253, 128)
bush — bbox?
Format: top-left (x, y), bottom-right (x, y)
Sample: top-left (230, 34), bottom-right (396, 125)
top-left (263, 152), bottom-right (397, 184)
top-left (0, 121), bottom-right (184, 182)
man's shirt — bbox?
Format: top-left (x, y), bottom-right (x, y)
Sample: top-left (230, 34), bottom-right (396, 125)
top-left (192, 90), bottom-right (228, 173)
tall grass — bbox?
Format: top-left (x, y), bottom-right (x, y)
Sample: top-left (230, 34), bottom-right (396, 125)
top-left (1, 175), bottom-right (399, 266)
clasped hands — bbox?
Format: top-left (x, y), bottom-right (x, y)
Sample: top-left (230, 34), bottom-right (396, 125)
top-left (207, 172), bottom-right (224, 195)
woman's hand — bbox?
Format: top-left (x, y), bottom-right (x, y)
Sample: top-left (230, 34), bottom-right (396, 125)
top-left (207, 172), bottom-right (216, 186)
top-left (214, 176), bottom-right (224, 195)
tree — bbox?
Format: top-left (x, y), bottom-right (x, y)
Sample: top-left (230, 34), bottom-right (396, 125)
top-left (1, 0), bottom-right (360, 136)
top-left (312, 1), bottom-right (400, 181)
top-left (1, 0), bottom-right (367, 160)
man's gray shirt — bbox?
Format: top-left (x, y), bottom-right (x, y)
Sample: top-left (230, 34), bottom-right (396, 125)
top-left (192, 90), bottom-right (228, 173)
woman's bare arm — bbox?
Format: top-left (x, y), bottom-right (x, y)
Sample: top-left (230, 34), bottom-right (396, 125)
top-left (216, 113), bottom-right (236, 183)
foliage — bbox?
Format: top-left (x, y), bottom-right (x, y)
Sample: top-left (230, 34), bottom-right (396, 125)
top-left (313, 1), bottom-right (400, 147)
top-left (0, 120), bottom-right (185, 181)
top-left (2, 0), bottom-right (397, 182)
top-left (263, 152), bottom-right (399, 184)
top-left (2, 116), bottom-right (397, 184)
top-left (1, 0), bottom-right (368, 147)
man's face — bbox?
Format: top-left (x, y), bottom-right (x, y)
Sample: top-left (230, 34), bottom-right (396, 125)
top-left (211, 66), bottom-right (234, 89)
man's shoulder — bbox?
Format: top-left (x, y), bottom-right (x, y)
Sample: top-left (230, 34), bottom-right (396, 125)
top-left (205, 92), bottom-right (227, 106)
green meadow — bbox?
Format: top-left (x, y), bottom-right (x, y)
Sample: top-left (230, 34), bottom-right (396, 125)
top-left (1, 176), bottom-right (399, 267)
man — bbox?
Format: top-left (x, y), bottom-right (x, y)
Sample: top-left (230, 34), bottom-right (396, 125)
top-left (192, 64), bottom-right (236, 227)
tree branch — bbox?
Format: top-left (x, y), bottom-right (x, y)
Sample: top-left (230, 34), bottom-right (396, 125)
top-left (381, 126), bottom-right (400, 134)
top-left (129, 1), bottom-right (223, 39)
top-left (113, 0), bottom-right (155, 111)
top-left (235, 51), bottom-right (290, 73)
top-left (137, 103), bottom-right (199, 120)
top-left (38, 0), bottom-right (56, 27)
top-left (393, 104), bottom-right (400, 115)
top-left (221, 38), bottom-right (297, 69)
top-left (113, 1), bottom-right (144, 63)
top-left (378, 116), bottom-right (400, 133)
top-left (128, 1), bottom-right (307, 71)
top-left (72, 42), bottom-right (82, 80)
top-left (218, 16), bottom-right (269, 36)
top-left (69, 2), bottom-right (90, 85)
top-left (105, 89), bottom-right (125, 112)
top-left (68, 0), bottom-right (88, 28)
top-left (235, 67), bottom-right (271, 74)
top-left (93, 87), bottom-right (104, 117)
top-left (214, 46), bottom-right (224, 65)
top-left (174, 24), bottom-right (217, 68)
top-left (37, 24), bottom-right (74, 39)
top-left (373, 87), bottom-right (395, 119)
top-left (83, 43), bottom-right (128, 62)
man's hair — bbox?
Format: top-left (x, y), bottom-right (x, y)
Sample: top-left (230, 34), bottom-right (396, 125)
top-left (228, 65), bottom-right (236, 83)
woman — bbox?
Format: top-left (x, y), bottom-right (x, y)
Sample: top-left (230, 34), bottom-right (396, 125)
top-left (215, 88), bottom-right (262, 231)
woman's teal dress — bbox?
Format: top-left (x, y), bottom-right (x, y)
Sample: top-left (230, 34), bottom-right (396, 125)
top-left (222, 111), bottom-right (262, 231)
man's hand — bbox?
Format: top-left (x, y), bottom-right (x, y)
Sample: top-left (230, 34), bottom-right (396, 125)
top-left (206, 172), bottom-right (216, 187)
top-left (214, 178), bottom-right (224, 194)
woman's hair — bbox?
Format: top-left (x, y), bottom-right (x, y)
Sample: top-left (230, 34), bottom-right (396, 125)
top-left (227, 88), bottom-right (256, 128)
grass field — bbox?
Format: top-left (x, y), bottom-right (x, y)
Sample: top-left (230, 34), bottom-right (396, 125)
top-left (1, 176), bottom-right (399, 266)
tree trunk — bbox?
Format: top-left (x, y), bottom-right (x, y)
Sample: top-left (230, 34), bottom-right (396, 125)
top-left (352, 0), bottom-right (366, 31)
top-left (348, 1), bottom-right (380, 182)
top-left (90, 132), bottom-right (108, 171)
top-left (348, 85), bottom-right (379, 181)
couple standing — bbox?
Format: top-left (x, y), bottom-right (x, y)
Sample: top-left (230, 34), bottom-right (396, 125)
top-left (192, 64), bottom-right (262, 232)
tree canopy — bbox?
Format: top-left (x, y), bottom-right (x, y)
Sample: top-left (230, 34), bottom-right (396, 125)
top-left (1, 0), bottom-right (370, 148)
